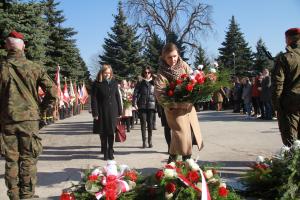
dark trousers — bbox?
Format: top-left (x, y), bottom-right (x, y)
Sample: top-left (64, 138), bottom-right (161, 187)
top-left (164, 125), bottom-right (171, 152)
top-left (122, 117), bottom-right (131, 132)
top-left (252, 96), bottom-right (260, 115)
top-left (139, 109), bottom-right (154, 146)
top-left (277, 109), bottom-right (300, 147)
top-left (233, 99), bottom-right (241, 112)
top-left (263, 101), bottom-right (272, 120)
top-left (102, 134), bottom-right (114, 158)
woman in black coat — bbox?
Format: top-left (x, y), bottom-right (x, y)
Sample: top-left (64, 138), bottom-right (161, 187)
top-left (133, 67), bottom-right (156, 148)
top-left (91, 64), bottom-right (122, 160)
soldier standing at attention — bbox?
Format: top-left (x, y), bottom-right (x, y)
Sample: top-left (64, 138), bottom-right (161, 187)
top-left (272, 28), bottom-right (300, 147)
top-left (0, 31), bottom-right (57, 200)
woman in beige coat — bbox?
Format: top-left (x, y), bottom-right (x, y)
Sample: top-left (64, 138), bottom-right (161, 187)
top-left (154, 43), bottom-right (203, 163)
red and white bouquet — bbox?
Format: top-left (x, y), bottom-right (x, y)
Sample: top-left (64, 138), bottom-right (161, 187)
top-left (162, 69), bottom-right (220, 106)
top-left (63, 160), bottom-right (139, 200)
top-left (153, 159), bottom-right (236, 200)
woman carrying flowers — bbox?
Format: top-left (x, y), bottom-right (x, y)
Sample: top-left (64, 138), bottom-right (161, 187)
top-left (154, 43), bottom-right (203, 163)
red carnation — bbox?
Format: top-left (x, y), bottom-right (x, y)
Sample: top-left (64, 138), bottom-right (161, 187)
top-left (124, 171), bottom-right (138, 182)
top-left (187, 171), bottom-right (200, 183)
top-left (180, 74), bottom-right (188, 79)
top-left (88, 175), bottom-right (98, 181)
top-left (165, 182), bottom-right (176, 193)
top-left (169, 82), bottom-right (176, 90)
top-left (176, 79), bottom-right (183, 85)
top-left (218, 187), bottom-right (229, 197)
top-left (155, 170), bottom-right (164, 181)
top-left (185, 83), bottom-right (194, 92)
top-left (165, 164), bottom-right (175, 169)
top-left (167, 90), bottom-right (174, 97)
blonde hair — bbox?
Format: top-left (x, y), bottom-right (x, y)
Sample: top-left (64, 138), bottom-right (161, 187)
top-left (97, 64), bottom-right (114, 82)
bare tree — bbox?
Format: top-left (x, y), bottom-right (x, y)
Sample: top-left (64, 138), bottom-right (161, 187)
top-left (125, 0), bottom-right (213, 48)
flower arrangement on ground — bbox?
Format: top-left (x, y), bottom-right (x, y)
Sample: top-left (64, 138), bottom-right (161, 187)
top-left (141, 159), bottom-right (241, 200)
top-left (242, 140), bottom-right (300, 199)
top-left (61, 160), bottom-right (140, 200)
top-left (161, 68), bottom-right (230, 106)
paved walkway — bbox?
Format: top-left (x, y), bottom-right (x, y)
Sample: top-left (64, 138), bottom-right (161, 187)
top-left (0, 110), bottom-right (282, 199)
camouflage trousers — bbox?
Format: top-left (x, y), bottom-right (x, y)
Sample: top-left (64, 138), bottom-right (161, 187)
top-left (277, 109), bottom-right (300, 147)
top-left (1, 121), bottom-right (42, 200)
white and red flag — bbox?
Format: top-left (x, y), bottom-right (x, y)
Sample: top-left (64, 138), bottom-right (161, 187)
top-left (69, 80), bottom-right (76, 105)
top-left (80, 82), bottom-right (89, 105)
top-left (63, 78), bottom-right (70, 105)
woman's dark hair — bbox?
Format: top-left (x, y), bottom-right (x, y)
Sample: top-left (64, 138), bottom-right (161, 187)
top-left (141, 66), bottom-right (153, 78)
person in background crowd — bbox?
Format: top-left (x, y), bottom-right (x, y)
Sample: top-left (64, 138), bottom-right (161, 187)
top-left (154, 43), bottom-right (203, 163)
top-left (91, 64), bottom-right (122, 160)
top-left (242, 77), bottom-right (252, 119)
top-left (129, 80), bottom-right (138, 128)
top-left (213, 87), bottom-right (225, 111)
top-left (157, 104), bottom-right (171, 152)
top-left (261, 68), bottom-right (272, 120)
top-left (0, 31), bottom-right (57, 200)
top-left (232, 77), bottom-right (243, 113)
top-left (133, 66), bottom-right (156, 148)
top-left (120, 80), bottom-right (133, 132)
top-left (272, 28), bottom-right (300, 146)
top-left (251, 76), bottom-right (261, 118)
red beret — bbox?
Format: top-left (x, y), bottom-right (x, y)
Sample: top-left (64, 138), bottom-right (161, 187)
top-left (8, 31), bottom-right (24, 40)
top-left (285, 28), bottom-right (300, 37)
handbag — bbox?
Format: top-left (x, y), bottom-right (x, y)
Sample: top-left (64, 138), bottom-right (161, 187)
top-left (115, 119), bottom-right (126, 142)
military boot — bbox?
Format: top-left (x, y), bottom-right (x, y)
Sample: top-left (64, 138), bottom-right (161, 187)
top-left (142, 130), bottom-right (146, 148)
top-left (148, 130), bottom-right (153, 148)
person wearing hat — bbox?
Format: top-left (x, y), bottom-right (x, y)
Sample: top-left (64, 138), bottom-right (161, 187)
top-left (271, 28), bottom-right (300, 147)
top-left (0, 31), bottom-right (57, 199)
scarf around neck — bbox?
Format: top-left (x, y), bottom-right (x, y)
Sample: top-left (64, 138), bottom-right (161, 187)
top-left (158, 57), bottom-right (187, 82)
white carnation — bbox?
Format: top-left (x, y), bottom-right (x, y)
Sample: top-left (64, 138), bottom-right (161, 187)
top-left (256, 156), bottom-right (265, 163)
top-left (164, 169), bottom-right (177, 178)
top-left (205, 170), bottom-right (213, 179)
top-left (292, 140), bottom-right (300, 150)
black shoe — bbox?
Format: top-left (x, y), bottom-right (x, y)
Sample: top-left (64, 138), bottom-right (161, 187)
top-left (103, 152), bottom-right (108, 160)
top-left (167, 155), bottom-right (177, 163)
top-left (182, 155), bottom-right (191, 161)
top-left (142, 142), bottom-right (146, 148)
top-left (108, 149), bottom-right (114, 160)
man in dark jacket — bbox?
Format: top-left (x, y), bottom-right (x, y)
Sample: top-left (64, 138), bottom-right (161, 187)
top-left (0, 31), bottom-right (57, 200)
top-left (272, 28), bottom-right (300, 147)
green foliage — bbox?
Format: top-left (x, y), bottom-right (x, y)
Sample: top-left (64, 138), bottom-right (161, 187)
top-left (43, 0), bottom-right (90, 82)
top-left (218, 16), bottom-right (254, 76)
top-left (99, 1), bottom-right (143, 81)
top-left (193, 45), bottom-right (210, 70)
top-left (0, 1), bottom-right (48, 63)
top-left (242, 146), bottom-right (300, 199)
top-left (253, 38), bottom-right (273, 73)
top-left (144, 33), bottom-right (164, 72)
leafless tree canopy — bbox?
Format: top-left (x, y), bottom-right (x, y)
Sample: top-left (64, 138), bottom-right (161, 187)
top-left (125, 0), bottom-right (213, 47)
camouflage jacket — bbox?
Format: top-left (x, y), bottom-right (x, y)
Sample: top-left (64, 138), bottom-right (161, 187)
top-left (0, 50), bottom-right (58, 123)
top-left (271, 41), bottom-right (300, 112)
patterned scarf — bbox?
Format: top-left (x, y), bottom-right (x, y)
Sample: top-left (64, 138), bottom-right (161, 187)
top-left (158, 57), bottom-right (186, 82)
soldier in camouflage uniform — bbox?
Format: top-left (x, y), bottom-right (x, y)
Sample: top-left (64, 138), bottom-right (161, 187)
top-left (272, 28), bottom-right (300, 147)
top-left (0, 31), bottom-right (57, 200)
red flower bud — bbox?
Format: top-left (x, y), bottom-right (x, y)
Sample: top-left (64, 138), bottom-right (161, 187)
top-left (155, 170), bottom-right (164, 181)
top-left (218, 187), bottom-right (229, 197)
top-left (88, 175), bottom-right (98, 181)
top-left (165, 182), bottom-right (176, 193)
top-left (185, 84), bottom-right (194, 92)
top-left (60, 192), bottom-right (75, 200)
top-left (187, 171), bottom-right (200, 183)
top-left (167, 90), bottom-right (174, 97)
top-left (180, 74), bottom-right (188, 79)
top-left (176, 79), bottom-right (183, 85)
top-left (169, 82), bottom-right (176, 90)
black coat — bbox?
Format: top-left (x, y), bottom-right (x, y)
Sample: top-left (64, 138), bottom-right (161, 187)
top-left (133, 79), bottom-right (156, 110)
top-left (91, 80), bottom-right (122, 135)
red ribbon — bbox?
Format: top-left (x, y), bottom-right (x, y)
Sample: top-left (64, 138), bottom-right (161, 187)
top-left (177, 173), bottom-right (201, 193)
top-left (105, 175), bottom-right (117, 200)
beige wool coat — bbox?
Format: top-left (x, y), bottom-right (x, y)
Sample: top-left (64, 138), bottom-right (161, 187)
top-left (154, 61), bottom-right (203, 156)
